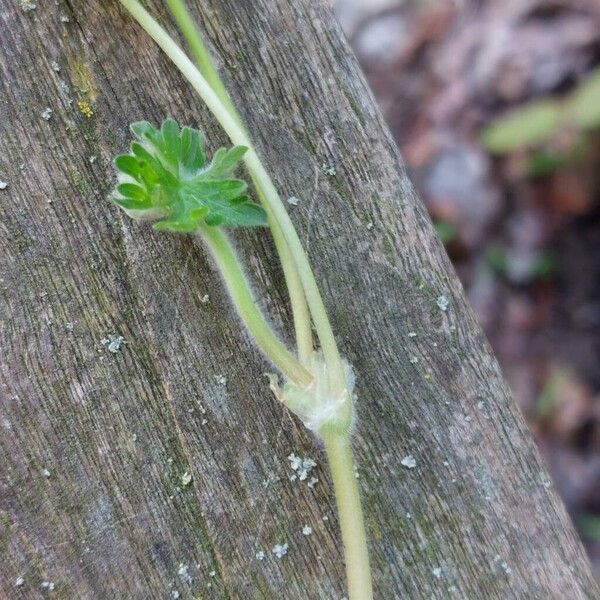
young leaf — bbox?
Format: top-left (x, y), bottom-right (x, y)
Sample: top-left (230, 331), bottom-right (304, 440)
top-left (130, 120), bottom-right (156, 139)
top-left (112, 119), bottom-right (267, 230)
top-left (114, 154), bottom-right (141, 179)
top-left (203, 145), bottom-right (249, 179)
top-left (160, 118), bottom-right (180, 163)
top-left (117, 183), bottom-right (147, 201)
top-left (180, 126), bottom-right (205, 175)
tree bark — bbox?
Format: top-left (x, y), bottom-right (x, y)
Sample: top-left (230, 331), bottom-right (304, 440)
top-left (0, 1), bottom-right (597, 598)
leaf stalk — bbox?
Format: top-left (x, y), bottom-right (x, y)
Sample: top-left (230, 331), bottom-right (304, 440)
top-left (166, 0), bottom-right (314, 366)
top-left (119, 0), bottom-right (343, 395)
top-left (198, 223), bottom-right (312, 387)
top-left (115, 1), bottom-right (373, 596)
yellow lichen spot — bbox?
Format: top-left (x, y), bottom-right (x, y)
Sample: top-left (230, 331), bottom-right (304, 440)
top-left (77, 99), bottom-right (94, 118)
top-left (67, 54), bottom-right (97, 104)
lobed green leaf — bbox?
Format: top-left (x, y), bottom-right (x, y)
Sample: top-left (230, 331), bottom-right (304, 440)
top-left (112, 119), bottom-right (266, 230)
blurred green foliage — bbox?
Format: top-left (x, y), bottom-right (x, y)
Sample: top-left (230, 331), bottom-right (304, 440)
top-left (434, 219), bottom-right (457, 244)
top-left (536, 369), bottom-right (571, 418)
top-left (485, 245), bottom-right (557, 284)
top-left (482, 100), bottom-right (561, 152)
top-left (525, 149), bottom-right (570, 177)
top-left (578, 514), bottom-right (600, 541)
top-left (482, 67), bottom-right (600, 155)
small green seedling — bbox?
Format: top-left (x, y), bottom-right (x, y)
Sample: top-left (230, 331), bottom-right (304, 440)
top-left (115, 121), bottom-right (264, 230)
top-left (113, 1), bottom-right (373, 598)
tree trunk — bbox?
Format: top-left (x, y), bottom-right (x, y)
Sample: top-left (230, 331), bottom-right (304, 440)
top-left (0, 1), bottom-right (597, 598)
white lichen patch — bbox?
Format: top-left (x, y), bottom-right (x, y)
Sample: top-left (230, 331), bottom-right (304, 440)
top-left (0, 181), bottom-right (8, 190)
top-left (255, 550), bottom-right (265, 561)
top-left (436, 295), bottom-right (449, 311)
top-left (42, 468), bottom-right (51, 478)
top-left (493, 554), bottom-right (512, 574)
top-left (200, 294), bottom-right (210, 304)
top-left (288, 453), bottom-right (317, 482)
top-left (272, 543), bottom-right (288, 558)
top-left (302, 525), bottom-right (312, 536)
top-left (180, 471), bottom-right (192, 487)
top-left (321, 163), bottom-right (336, 176)
top-left (101, 334), bottom-right (125, 353)
top-left (476, 463), bottom-right (498, 502)
top-left (40, 107), bottom-right (53, 121)
top-left (40, 581), bottom-right (55, 591)
top-left (286, 196), bottom-right (300, 206)
top-left (20, 0), bottom-right (37, 12)
top-left (401, 455), bottom-right (417, 469)
top-left (432, 567), bottom-right (442, 578)
top-left (177, 563), bottom-right (191, 583)
top-left (14, 576), bottom-right (25, 587)
top-left (214, 374), bottom-right (227, 386)
top-left (50, 60), bottom-right (61, 72)
top-left (407, 331), bottom-right (417, 338)
top-left (539, 472), bottom-right (553, 489)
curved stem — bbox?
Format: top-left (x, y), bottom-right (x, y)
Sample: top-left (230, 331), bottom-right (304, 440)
top-left (198, 224), bottom-right (312, 388)
top-left (165, 0), bottom-right (313, 366)
top-left (116, 3), bottom-right (373, 596)
top-left (255, 187), bottom-right (315, 365)
top-left (243, 149), bottom-right (345, 393)
top-left (165, 0), bottom-right (241, 128)
top-left (322, 432), bottom-right (373, 600)
top-left (119, 0), bottom-right (343, 393)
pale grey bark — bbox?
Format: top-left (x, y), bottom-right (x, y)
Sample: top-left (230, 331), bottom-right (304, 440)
top-left (0, 1), bottom-right (597, 598)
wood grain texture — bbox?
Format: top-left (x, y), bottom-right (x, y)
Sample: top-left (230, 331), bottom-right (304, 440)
top-left (0, 1), bottom-right (597, 598)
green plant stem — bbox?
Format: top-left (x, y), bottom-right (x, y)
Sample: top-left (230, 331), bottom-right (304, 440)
top-left (166, 0), bottom-right (314, 366)
top-left (254, 188), bottom-right (314, 365)
top-left (119, 0), bottom-right (344, 395)
top-left (243, 151), bottom-right (345, 394)
top-left (198, 223), bottom-right (312, 387)
top-left (322, 431), bottom-right (373, 600)
top-left (165, 0), bottom-right (239, 124)
top-left (117, 3), bottom-right (373, 596)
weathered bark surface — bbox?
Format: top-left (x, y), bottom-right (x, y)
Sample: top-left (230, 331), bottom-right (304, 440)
top-left (0, 1), bottom-right (597, 598)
